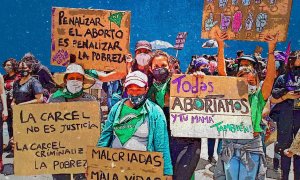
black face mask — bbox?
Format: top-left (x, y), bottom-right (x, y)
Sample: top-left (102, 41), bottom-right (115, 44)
top-left (201, 67), bottom-right (210, 75)
top-left (20, 70), bottom-right (30, 77)
top-left (152, 67), bottom-right (169, 82)
top-left (293, 66), bottom-right (300, 76)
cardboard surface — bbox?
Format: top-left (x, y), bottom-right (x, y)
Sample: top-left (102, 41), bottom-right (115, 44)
top-left (51, 7), bottom-right (131, 73)
top-left (170, 74), bottom-right (253, 139)
top-left (87, 147), bottom-right (164, 180)
top-left (201, 0), bottom-right (293, 42)
top-left (13, 102), bottom-right (101, 175)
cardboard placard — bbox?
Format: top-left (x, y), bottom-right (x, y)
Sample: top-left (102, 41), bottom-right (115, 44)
top-left (174, 32), bottom-right (188, 50)
top-left (289, 130), bottom-right (300, 155)
top-left (51, 7), bottom-right (131, 73)
top-left (170, 74), bottom-right (253, 139)
top-left (201, 0), bottom-right (293, 42)
top-left (13, 102), bottom-right (101, 175)
top-left (87, 147), bottom-right (164, 180)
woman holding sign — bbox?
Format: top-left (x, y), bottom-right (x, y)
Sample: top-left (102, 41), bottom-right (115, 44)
top-left (49, 63), bottom-right (98, 180)
top-left (213, 27), bottom-right (278, 180)
top-left (147, 50), bottom-right (201, 180)
top-left (10, 61), bottom-right (44, 159)
top-left (98, 71), bottom-right (173, 178)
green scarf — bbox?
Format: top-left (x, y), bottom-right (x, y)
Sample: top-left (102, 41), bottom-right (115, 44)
top-left (84, 69), bottom-right (99, 78)
top-left (148, 78), bottom-right (171, 108)
top-left (113, 104), bottom-right (144, 145)
top-left (51, 88), bottom-right (83, 99)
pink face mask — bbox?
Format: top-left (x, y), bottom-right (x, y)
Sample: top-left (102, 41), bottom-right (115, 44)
top-left (136, 53), bottom-right (151, 66)
top-left (209, 61), bottom-right (217, 74)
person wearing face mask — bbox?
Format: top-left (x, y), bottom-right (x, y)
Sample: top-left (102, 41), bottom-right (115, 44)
top-left (21, 53), bottom-right (56, 98)
top-left (10, 61), bottom-right (44, 159)
top-left (12, 61), bottom-right (44, 106)
top-left (130, 40), bottom-right (152, 71)
top-left (49, 63), bottom-right (97, 102)
top-left (148, 50), bottom-right (201, 180)
top-left (2, 58), bottom-right (20, 155)
top-left (97, 71), bottom-right (173, 178)
top-left (128, 40), bottom-right (154, 87)
top-left (213, 26), bottom-right (278, 180)
top-left (49, 63), bottom-right (98, 180)
top-left (189, 57), bottom-right (218, 164)
top-left (84, 41), bottom-right (153, 109)
top-left (269, 51), bottom-right (300, 180)
top-left (193, 57), bottom-right (210, 75)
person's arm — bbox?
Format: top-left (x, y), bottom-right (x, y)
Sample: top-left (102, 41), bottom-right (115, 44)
top-left (85, 69), bottom-right (126, 82)
top-left (97, 103), bottom-right (119, 147)
top-left (98, 71), bottom-right (127, 82)
top-left (0, 75), bottom-right (8, 120)
top-left (19, 79), bottom-right (44, 105)
top-left (214, 28), bottom-right (228, 76)
top-left (284, 130), bottom-right (300, 157)
top-left (153, 107), bottom-right (173, 176)
top-left (11, 99), bottom-right (16, 106)
top-left (18, 94), bottom-right (43, 105)
top-left (270, 96), bottom-right (283, 104)
top-left (262, 98), bottom-right (271, 118)
top-left (261, 33), bottom-right (278, 100)
top-left (270, 76), bottom-right (300, 104)
top-left (125, 54), bottom-right (133, 73)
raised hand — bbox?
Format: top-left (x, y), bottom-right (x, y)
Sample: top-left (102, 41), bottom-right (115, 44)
top-left (205, 13), bottom-right (218, 31)
top-left (263, 32), bottom-right (279, 53)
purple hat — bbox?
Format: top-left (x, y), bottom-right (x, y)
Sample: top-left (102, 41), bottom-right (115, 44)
top-left (194, 57), bottom-right (209, 68)
top-left (135, 40), bottom-right (152, 51)
top-left (274, 51), bottom-right (288, 62)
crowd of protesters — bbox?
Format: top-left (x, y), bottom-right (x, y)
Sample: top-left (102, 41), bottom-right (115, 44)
top-left (0, 29), bottom-right (300, 180)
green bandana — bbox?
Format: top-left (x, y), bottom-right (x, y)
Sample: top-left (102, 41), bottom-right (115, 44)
top-left (51, 88), bottom-right (83, 99)
top-left (148, 78), bottom-right (170, 108)
top-left (84, 69), bottom-right (98, 79)
top-left (113, 104), bottom-right (144, 145)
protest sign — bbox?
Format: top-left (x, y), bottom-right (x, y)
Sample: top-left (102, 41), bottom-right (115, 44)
top-left (201, 0), bottom-right (293, 42)
top-left (51, 7), bottom-right (131, 73)
top-left (87, 147), bottom-right (164, 180)
top-left (174, 32), bottom-right (188, 50)
top-left (289, 129), bottom-right (300, 155)
top-left (13, 102), bottom-right (101, 175)
top-left (170, 74), bottom-right (253, 139)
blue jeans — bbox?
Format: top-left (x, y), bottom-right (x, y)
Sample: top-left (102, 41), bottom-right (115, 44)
top-left (224, 152), bottom-right (260, 180)
top-left (170, 137), bottom-right (201, 180)
top-left (208, 138), bottom-right (215, 157)
top-left (260, 124), bottom-right (267, 155)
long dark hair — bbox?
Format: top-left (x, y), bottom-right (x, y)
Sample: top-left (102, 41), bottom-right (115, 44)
top-left (285, 51), bottom-right (300, 74)
top-left (2, 58), bottom-right (19, 73)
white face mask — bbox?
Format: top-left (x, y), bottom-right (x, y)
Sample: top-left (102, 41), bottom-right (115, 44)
top-left (248, 84), bottom-right (257, 94)
top-left (136, 53), bottom-right (151, 66)
top-left (66, 80), bottom-right (83, 94)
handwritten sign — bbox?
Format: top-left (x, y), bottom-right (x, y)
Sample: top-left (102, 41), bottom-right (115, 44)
top-left (87, 147), bottom-right (164, 180)
top-left (290, 129), bottom-right (300, 155)
top-left (13, 102), bottom-right (101, 175)
top-left (174, 32), bottom-right (188, 50)
top-left (51, 7), bottom-right (131, 73)
top-left (201, 0), bottom-right (293, 42)
top-left (170, 74), bottom-right (253, 139)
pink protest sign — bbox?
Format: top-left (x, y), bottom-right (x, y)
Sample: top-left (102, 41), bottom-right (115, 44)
top-left (174, 32), bottom-right (188, 50)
